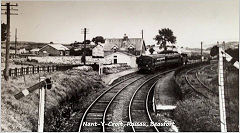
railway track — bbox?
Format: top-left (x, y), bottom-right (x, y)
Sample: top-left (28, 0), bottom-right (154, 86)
top-left (129, 79), bottom-right (160, 132)
top-left (196, 64), bottom-right (217, 92)
top-left (185, 65), bottom-right (218, 99)
top-left (210, 64), bottom-right (217, 71)
top-left (79, 68), bottom-right (176, 132)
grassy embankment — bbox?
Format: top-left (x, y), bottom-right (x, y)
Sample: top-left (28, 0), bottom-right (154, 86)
top-left (1, 62), bottom-right (132, 132)
top-left (1, 69), bottom-right (105, 132)
top-left (173, 63), bottom-right (239, 132)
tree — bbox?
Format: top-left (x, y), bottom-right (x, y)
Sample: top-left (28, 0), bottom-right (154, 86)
top-left (83, 40), bottom-right (91, 44)
top-left (1, 23), bottom-right (7, 41)
top-left (149, 47), bottom-right (155, 54)
top-left (154, 28), bottom-right (176, 50)
top-left (92, 36), bottom-right (105, 44)
top-left (210, 45), bottom-right (219, 57)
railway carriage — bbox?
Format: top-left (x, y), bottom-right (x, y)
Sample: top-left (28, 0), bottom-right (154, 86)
top-left (136, 50), bottom-right (187, 72)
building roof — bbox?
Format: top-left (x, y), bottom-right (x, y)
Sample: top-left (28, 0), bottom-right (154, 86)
top-left (41, 43), bottom-right (69, 51)
top-left (103, 37), bottom-right (145, 52)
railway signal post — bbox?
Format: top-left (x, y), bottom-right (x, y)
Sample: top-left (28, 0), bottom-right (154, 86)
top-left (218, 46), bottom-right (227, 132)
top-left (99, 62), bottom-right (103, 75)
top-left (14, 77), bottom-right (52, 132)
top-left (38, 77), bottom-right (46, 132)
top-left (218, 41), bottom-right (239, 132)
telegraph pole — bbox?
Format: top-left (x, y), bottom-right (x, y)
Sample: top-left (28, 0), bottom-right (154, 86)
top-left (201, 41), bottom-right (203, 62)
top-left (83, 28), bottom-right (86, 65)
top-left (81, 28), bottom-right (89, 65)
top-left (1, 2), bottom-right (18, 80)
top-left (15, 28), bottom-right (17, 58)
top-left (141, 29), bottom-right (143, 39)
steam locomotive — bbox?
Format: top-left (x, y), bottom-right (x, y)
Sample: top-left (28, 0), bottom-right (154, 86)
top-left (136, 50), bottom-right (187, 72)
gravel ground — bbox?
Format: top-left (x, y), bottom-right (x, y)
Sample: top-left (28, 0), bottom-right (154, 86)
top-left (151, 72), bottom-right (179, 132)
top-left (108, 75), bottom-right (150, 132)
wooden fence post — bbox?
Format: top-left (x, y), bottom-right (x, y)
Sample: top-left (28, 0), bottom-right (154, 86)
top-left (32, 66), bottom-right (35, 74)
top-left (15, 68), bottom-right (17, 77)
top-left (9, 68), bottom-right (12, 77)
top-left (26, 67), bottom-right (29, 75)
top-left (37, 66), bottom-right (40, 73)
top-left (21, 67), bottom-right (23, 76)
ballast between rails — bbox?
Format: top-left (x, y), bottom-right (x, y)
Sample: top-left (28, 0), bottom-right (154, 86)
top-left (129, 68), bottom-right (177, 132)
top-left (146, 81), bottom-right (159, 132)
top-left (101, 75), bottom-right (145, 132)
top-left (78, 73), bottom-right (141, 132)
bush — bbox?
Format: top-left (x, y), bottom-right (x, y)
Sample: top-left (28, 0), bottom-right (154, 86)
top-left (174, 97), bottom-right (220, 132)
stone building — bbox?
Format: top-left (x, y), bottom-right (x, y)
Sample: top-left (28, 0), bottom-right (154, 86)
top-left (103, 34), bottom-right (146, 56)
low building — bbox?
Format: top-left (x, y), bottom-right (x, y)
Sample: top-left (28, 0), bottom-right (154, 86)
top-left (38, 43), bottom-right (70, 56)
top-left (104, 52), bottom-right (137, 68)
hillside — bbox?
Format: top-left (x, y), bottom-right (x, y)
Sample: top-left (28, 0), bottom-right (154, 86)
top-left (1, 41), bottom-right (47, 50)
top-left (206, 41), bottom-right (239, 50)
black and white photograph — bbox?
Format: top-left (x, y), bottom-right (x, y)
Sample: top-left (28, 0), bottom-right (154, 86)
top-left (1, 0), bottom-right (239, 132)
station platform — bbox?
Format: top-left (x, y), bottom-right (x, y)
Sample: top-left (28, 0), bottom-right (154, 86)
top-left (153, 71), bottom-right (178, 111)
top-left (101, 68), bottom-right (138, 85)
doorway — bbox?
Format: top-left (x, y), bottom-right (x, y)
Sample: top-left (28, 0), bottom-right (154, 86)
top-left (114, 56), bottom-right (117, 64)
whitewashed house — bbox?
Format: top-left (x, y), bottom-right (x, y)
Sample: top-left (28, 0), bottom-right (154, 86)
top-left (101, 34), bottom-right (146, 68)
top-left (104, 52), bottom-right (137, 67)
top-left (18, 48), bottom-right (28, 54)
top-left (92, 43), bottom-right (104, 58)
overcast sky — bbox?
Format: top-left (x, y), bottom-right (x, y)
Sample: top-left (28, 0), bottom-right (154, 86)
top-left (1, 0), bottom-right (239, 48)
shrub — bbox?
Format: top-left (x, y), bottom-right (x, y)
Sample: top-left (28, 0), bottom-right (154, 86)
top-left (174, 97), bottom-right (220, 132)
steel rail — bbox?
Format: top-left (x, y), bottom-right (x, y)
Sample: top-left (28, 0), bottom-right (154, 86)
top-left (185, 65), bottom-right (217, 98)
top-left (185, 68), bottom-right (209, 98)
top-left (128, 69), bottom-right (176, 132)
top-left (146, 81), bottom-right (159, 132)
top-left (78, 73), bottom-right (142, 132)
top-left (101, 74), bottom-right (149, 132)
top-left (195, 65), bottom-right (217, 95)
